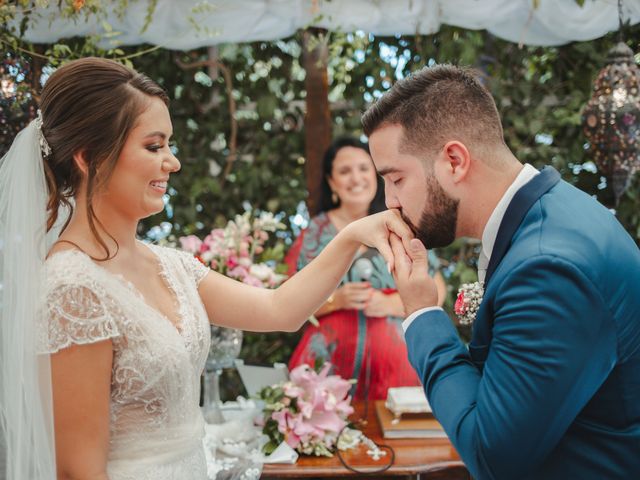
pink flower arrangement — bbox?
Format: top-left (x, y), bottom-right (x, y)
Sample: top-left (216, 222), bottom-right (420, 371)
top-left (178, 211), bottom-right (287, 288)
top-left (258, 363), bottom-right (355, 457)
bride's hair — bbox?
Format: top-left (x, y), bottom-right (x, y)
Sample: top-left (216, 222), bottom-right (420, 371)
top-left (39, 57), bottom-right (169, 260)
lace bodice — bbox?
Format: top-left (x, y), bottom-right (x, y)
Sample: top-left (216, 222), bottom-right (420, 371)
top-left (39, 244), bottom-right (212, 479)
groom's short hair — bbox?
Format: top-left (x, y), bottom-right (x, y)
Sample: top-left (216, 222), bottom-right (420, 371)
top-left (362, 64), bottom-right (505, 159)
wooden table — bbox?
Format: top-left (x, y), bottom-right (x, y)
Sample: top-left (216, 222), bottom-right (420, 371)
top-left (261, 402), bottom-right (468, 479)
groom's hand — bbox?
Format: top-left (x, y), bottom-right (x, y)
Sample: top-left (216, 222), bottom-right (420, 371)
top-left (344, 209), bottom-right (414, 273)
top-left (389, 234), bottom-right (439, 315)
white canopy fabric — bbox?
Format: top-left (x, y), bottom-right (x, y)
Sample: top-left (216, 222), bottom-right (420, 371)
top-left (15, 0), bottom-right (640, 49)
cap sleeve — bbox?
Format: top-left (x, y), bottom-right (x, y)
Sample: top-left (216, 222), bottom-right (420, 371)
top-left (40, 282), bottom-right (122, 354)
top-left (174, 249), bottom-right (211, 286)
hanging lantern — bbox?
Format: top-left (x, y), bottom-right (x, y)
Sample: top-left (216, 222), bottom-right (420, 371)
top-left (582, 41), bottom-right (640, 203)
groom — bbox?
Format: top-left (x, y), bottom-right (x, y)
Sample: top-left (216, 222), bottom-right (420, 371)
top-left (362, 64), bottom-right (640, 479)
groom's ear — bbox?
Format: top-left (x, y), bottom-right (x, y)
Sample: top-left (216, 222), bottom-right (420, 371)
top-left (441, 141), bottom-right (470, 184)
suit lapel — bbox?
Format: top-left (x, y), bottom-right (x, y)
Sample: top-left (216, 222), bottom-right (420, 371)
top-left (469, 167), bottom-right (562, 369)
top-left (484, 166), bottom-right (561, 288)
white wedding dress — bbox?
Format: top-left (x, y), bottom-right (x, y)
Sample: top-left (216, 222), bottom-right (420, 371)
top-left (39, 244), bottom-right (212, 480)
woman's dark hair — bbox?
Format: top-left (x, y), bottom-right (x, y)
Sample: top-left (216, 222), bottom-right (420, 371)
top-left (39, 57), bottom-right (169, 260)
top-left (318, 136), bottom-right (386, 215)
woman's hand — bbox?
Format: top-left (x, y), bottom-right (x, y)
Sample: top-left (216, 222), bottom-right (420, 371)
top-left (389, 234), bottom-right (439, 315)
top-left (364, 291), bottom-right (405, 317)
top-left (343, 209), bottom-right (414, 273)
top-left (334, 282), bottom-right (373, 310)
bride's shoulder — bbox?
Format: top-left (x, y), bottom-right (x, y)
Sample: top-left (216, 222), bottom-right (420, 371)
top-left (145, 242), bottom-right (192, 264)
top-left (42, 248), bottom-right (120, 323)
top-left (44, 247), bottom-right (97, 287)
top-left (46, 246), bottom-right (91, 267)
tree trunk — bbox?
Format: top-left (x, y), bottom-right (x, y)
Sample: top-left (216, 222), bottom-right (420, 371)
top-left (302, 28), bottom-right (331, 216)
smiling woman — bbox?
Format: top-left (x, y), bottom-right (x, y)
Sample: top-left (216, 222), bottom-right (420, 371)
top-left (101, 100), bottom-right (180, 223)
top-left (286, 137), bottom-right (447, 400)
top-left (1, 58), bottom-right (417, 480)
top-left (39, 58), bottom-right (172, 261)
top-left (37, 57), bottom-right (211, 480)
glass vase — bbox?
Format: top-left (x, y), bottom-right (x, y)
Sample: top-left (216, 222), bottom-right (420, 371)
top-left (202, 326), bottom-right (243, 424)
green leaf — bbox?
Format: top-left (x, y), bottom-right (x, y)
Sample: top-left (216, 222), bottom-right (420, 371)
top-left (262, 440), bottom-right (279, 455)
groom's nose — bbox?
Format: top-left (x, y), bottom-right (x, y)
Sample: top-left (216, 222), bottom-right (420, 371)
top-left (385, 194), bottom-right (401, 210)
top-left (385, 183), bottom-right (401, 209)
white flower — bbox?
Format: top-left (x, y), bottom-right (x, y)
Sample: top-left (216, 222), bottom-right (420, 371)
top-left (256, 211), bottom-right (285, 232)
top-left (200, 250), bottom-right (216, 263)
top-left (249, 263), bottom-right (273, 281)
top-left (454, 281), bottom-right (484, 326)
top-left (208, 159), bottom-right (221, 177)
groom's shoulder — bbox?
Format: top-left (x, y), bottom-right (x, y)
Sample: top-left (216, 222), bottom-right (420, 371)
top-left (536, 180), bottom-right (634, 250)
top-left (509, 180), bottom-right (639, 285)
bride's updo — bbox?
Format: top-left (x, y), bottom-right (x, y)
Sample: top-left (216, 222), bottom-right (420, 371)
top-left (38, 57), bottom-right (169, 256)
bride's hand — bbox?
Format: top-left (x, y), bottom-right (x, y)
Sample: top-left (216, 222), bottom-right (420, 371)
top-left (389, 233), bottom-right (439, 314)
top-left (342, 209), bottom-right (414, 273)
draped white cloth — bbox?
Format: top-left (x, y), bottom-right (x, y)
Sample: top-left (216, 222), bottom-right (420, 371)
top-left (13, 0), bottom-right (640, 49)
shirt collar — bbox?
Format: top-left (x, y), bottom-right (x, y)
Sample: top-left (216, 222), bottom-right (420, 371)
top-left (481, 163), bottom-right (539, 262)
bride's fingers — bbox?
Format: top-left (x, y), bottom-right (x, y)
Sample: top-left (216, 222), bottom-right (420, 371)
top-left (374, 232), bottom-right (395, 273)
top-left (389, 233), bottom-right (411, 279)
top-left (386, 210), bottom-right (414, 253)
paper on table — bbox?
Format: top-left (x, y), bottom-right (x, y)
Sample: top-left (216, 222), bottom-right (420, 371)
top-left (235, 360), bottom-right (289, 397)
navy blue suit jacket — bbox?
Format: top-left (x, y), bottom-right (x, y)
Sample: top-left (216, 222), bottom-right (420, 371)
top-left (405, 167), bottom-right (640, 479)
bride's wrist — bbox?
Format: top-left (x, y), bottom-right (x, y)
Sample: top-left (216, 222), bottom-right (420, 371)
top-left (338, 222), bottom-right (362, 250)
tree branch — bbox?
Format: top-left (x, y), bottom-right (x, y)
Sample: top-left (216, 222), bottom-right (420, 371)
top-left (175, 51), bottom-right (238, 184)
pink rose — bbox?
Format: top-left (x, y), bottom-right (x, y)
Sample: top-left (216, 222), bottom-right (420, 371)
top-left (179, 235), bottom-right (202, 254)
top-left (242, 275), bottom-right (264, 287)
top-left (226, 256), bottom-right (239, 269)
top-left (202, 229), bottom-right (225, 252)
top-left (226, 265), bottom-right (248, 279)
top-left (454, 292), bottom-right (467, 315)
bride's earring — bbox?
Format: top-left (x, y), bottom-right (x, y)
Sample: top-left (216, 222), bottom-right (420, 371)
top-left (332, 191), bottom-right (339, 204)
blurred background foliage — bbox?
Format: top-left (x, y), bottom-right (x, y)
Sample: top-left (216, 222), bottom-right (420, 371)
top-left (2, 3), bottom-right (639, 388)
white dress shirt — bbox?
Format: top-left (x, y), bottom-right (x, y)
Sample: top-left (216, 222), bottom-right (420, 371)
top-left (402, 164), bottom-right (540, 333)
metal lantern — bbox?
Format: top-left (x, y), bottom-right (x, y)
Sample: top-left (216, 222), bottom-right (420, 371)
top-left (583, 41), bottom-right (640, 203)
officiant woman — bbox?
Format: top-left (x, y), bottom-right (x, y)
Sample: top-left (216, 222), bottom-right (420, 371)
top-left (286, 137), bottom-right (446, 400)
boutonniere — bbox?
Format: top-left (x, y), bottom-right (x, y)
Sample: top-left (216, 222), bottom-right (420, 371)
top-left (454, 281), bottom-right (484, 326)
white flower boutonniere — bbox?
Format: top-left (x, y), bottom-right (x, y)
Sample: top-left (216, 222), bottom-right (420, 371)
top-left (454, 281), bottom-right (484, 326)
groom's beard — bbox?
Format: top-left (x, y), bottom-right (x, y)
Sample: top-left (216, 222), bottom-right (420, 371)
top-left (401, 176), bottom-right (459, 249)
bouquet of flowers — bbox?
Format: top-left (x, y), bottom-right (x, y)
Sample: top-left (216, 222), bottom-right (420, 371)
top-left (178, 211), bottom-right (288, 288)
top-left (257, 363), bottom-right (355, 457)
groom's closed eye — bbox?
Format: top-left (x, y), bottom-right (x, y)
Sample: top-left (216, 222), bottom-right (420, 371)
top-left (377, 166), bottom-right (402, 177)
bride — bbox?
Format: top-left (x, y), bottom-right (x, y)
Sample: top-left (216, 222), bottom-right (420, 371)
top-left (0, 57), bottom-right (413, 480)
